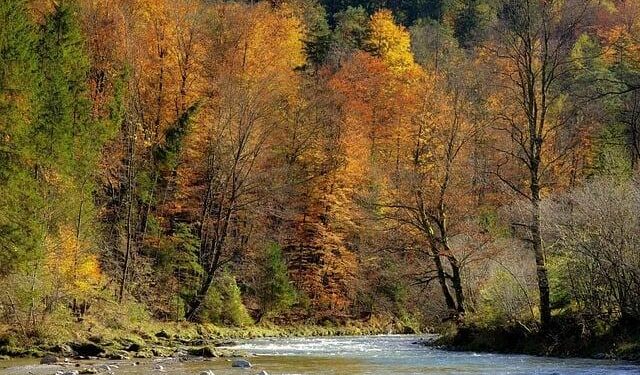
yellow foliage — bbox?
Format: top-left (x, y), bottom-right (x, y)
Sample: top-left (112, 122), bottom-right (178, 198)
top-left (45, 226), bottom-right (102, 299)
top-left (365, 10), bottom-right (416, 74)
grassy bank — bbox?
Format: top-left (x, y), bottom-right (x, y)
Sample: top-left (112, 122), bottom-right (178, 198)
top-left (434, 314), bottom-right (640, 362)
top-left (0, 314), bottom-right (418, 360)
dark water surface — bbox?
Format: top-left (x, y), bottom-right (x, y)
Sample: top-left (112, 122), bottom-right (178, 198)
top-left (2, 335), bottom-right (639, 374)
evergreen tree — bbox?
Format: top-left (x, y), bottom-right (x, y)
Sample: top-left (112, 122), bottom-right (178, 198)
top-left (0, 0), bottom-right (42, 274)
top-left (258, 244), bottom-right (297, 318)
top-left (300, 1), bottom-right (332, 67)
top-left (35, 0), bottom-right (92, 175)
top-left (31, 0), bottom-right (106, 313)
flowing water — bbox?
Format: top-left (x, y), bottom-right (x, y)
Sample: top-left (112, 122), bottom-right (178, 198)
top-left (2, 335), bottom-right (639, 375)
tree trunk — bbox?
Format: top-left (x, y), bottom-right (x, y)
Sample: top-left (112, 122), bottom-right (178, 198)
top-left (447, 255), bottom-right (465, 314)
top-left (185, 271), bottom-right (215, 321)
top-left (431, 247), bottom-right (457, 312)
top-left (531, 184), bottom-right (551, 329)
top-left (119, 122), bottom-right (136, 304)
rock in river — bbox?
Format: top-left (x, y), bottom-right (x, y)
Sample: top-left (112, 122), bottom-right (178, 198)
top-left (70, 342), bottom-right (104, 357)
top-left (39, 355), bottom-right (58, 364)
top-left (187, 346), bottom-right (216, 358)
top-left (231, 359), bottom-right (252, 368)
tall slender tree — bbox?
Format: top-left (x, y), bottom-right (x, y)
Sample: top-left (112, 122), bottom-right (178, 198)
top-left (490, 0), bottom-right (594, 329)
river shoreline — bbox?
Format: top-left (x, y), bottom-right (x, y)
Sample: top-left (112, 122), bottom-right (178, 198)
top-left (0, 319), bottom-right (416, 362)
top-left (3, 334), bottom-right (640, 375)
top-left (431, 319), bottom-right (640, 363)
top-left (3, 317), bottom-right (639, 368)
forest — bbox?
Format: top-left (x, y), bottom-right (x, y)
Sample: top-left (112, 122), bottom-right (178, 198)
top-left (0, 0), bottom-right (639, 360)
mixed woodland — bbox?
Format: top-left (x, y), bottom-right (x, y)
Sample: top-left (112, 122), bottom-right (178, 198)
top-left (0, 0), bottom-right (639, 349)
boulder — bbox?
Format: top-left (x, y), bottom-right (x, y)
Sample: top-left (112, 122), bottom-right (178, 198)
top-left (231, 359), bottom-right (252, 368)
top-left (40, 354), bottom-right (59, 364)
top-left (51, 344), bottom-right (75, 357)
top-left (70, 342), bottom-right (105, 357)
top-left (125, 342), bottom-right (143, 352)
top-left (106, 350), bottom-right (130, 360)
top-left (187, 346), bottom-right (217, 358)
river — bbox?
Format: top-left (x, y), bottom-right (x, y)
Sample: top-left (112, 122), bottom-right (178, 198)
top-left (1, 335), bottom-right (639, 374)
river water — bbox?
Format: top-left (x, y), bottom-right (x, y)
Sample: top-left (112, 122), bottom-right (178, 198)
top-left (2, 335), bottom-right (639, 375)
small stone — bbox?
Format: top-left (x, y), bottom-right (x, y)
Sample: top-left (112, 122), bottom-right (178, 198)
top-left (40, 354), bottom-right (59, 364)
top-left (79, 368), bottom-right (97, 374)
top-left (255, 371), bottom-right (269, 375)
top-left (231, 359), bottom-right (252, 368)
top-left (199, 371), bottom-right (215, 375)
top-left (97, 364), bottom-right (114, 372)
top-left (153, 364), bottom-right (166, 372)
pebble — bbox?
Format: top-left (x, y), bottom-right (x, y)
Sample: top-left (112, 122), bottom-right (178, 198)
top-left (153, 364), bottom-right (166, 372)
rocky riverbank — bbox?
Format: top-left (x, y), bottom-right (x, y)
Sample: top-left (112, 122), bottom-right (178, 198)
top-left (430, 317), bottom-right (640, 363)
top-left (0, 319), bottom-right (414, 363)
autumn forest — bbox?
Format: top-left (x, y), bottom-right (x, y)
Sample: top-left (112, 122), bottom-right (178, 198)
top-left (1, 0), bottom-right (640, 359)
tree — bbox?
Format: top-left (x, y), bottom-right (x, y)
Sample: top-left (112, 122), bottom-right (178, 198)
top-left (290, 0), bottom-right (332, 67)
top-left (0, 0), bottom-right (41, 275)
top-left (256, 243), bottom-right (297, 319)
top-left (365, 9), bottom-right (416, 73)
top-left (178, 2), bottom-right (305, 321)
top-left (543, 178), bottom-right (640, 324)
top-left (331, 5), bottom-right (369, 60)
top-left (452, 0), bottom-right (494, 48)
top-left (379, 66), bottom-right (487, 318)
top-left (489, 0), bottom-right (595, 329)
top-left (35, 0), bottom-right (108, 317)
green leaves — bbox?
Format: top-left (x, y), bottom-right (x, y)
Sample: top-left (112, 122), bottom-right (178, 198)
top-left (258, 243), bottom-right (298, 318)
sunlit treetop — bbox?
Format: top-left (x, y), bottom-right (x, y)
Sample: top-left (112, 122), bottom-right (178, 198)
top-left (365, 9), bottom-right (416, 74)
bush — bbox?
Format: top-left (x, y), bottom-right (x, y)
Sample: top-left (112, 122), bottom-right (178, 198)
top-left (201, 272), bottom-right (253, 327)
top-left (474, 270), bottom-right (537, 327)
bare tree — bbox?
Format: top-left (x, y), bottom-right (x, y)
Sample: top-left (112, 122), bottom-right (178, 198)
top-left (489, 0), bottom-right (595, 329)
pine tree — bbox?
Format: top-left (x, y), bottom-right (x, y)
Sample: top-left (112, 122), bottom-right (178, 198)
top-left (0, 0), bottom-right (43, 274)
top-left (31, 0), bottom-right (106, 315)
top-left (35, 0), bottom-right (92, 175)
